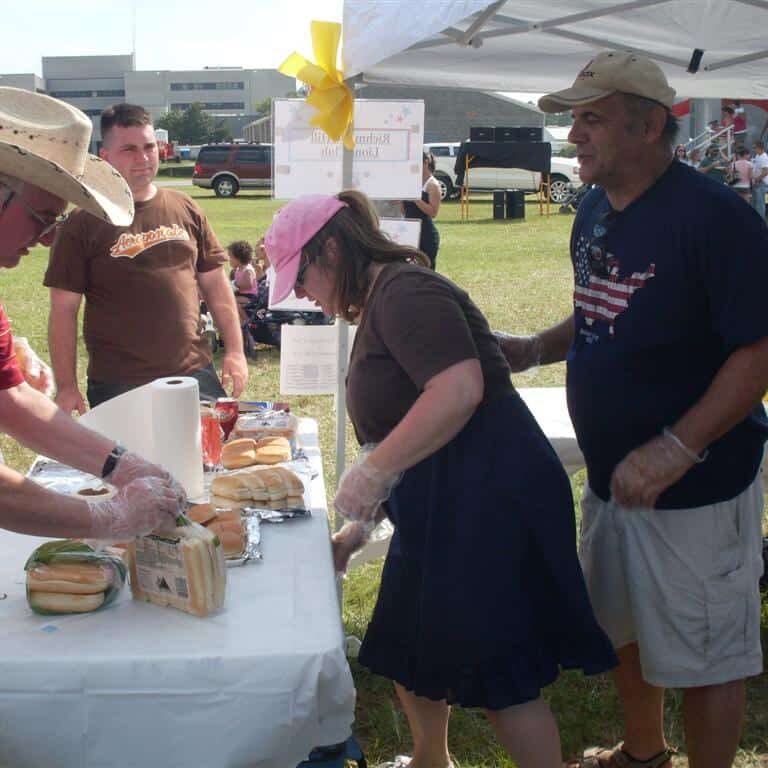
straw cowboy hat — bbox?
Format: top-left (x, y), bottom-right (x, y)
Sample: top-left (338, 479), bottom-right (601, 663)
top-left (0, 87), bottom-right (134, 225)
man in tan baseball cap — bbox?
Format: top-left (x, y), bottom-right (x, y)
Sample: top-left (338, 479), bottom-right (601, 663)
top-left (538, 50), bottom-right (676, 113)
top-left (499, 52), bottom-right (768, 768)
top-left (0, 87), bottom-right (184, 543)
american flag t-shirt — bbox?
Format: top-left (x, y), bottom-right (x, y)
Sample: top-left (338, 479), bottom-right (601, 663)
top-left (573, 234), bottom-right (656, 336)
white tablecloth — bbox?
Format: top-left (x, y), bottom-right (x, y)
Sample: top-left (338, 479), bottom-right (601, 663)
top-left (0, 419), bottom-right (355, 768)
top-left (517, 387), bottom-right (584, 475)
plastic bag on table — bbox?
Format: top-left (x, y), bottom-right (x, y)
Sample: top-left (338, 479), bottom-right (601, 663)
top-left (24, 539), bottom-right (127, 615)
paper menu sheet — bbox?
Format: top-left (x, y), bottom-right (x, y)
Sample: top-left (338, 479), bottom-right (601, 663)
top-left (279, 324), bottom-right (357, 395)
top-left (77, 377), bottom-right (204, 498)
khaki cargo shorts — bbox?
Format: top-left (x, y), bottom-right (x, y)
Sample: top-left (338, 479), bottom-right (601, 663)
top-left (579, 475), bottom-right (765, 688)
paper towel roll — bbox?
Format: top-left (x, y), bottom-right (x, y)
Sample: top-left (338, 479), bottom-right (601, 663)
top-left (78, 376), bottom-right (205, 499)
top-left (148, 377), bottom-right (204, 499)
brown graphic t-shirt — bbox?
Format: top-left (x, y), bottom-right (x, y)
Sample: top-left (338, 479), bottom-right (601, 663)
top-left (346, 262), bottom-right (514, 445)
top-left (45, 187), bottom-right (225, 384)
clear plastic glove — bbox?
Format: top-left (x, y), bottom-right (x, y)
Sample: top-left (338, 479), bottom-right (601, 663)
top-left (13, 337), bottom-right (54, 398)
top-left (610, 433), bottom-right (697, 509)
top-left (105, 450), bottom-right (187, 506)
top-left (333, 449), bottom-right (400, 524)
top-left (494, 333), bottom-right (542, 373)
top-left (86, 477), bottom-right (183, 540)
top-left (331, 520), bottom-right (374, 574)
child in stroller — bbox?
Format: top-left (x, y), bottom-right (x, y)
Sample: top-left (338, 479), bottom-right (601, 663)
top-left (216, 239), bottom-right (332, 358)
top-left (227, 240), bottom-right (264, 325)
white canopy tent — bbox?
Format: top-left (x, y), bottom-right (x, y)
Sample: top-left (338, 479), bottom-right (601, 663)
top-left (342, 0), bottom-right (768, 98)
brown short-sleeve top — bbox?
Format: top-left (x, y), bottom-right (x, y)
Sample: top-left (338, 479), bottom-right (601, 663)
top-left (44, 187), bottom-right (225, 383)
top-left (346, 262), bottom-right (513, 445)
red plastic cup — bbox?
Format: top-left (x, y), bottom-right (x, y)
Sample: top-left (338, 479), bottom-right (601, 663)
top-left (200, 406), bottom-right (223, 470)
top-left (215, 397), bottom-right (239, 441)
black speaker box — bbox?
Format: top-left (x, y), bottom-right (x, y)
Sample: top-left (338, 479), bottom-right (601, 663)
top-left (470, 126), bottom-right (494, 141)
top-left (495, 126), bottom-right (520, 142)
top-left (492, 189), bottom-right (506, 219)
top-left (518, 126), bottom-right (543, 142)
top-left (505, 189), bottom-right (525, 220)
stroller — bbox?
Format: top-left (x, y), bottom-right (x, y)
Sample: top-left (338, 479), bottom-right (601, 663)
top-left (559, 183), bottom-right (593, 213)
top-left (202, 277), bottom-right (333, 359)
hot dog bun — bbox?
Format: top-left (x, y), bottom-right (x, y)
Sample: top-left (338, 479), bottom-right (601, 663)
top-left (221, 438), bottom-right (258, 469)
top-left (27, 562), bottom-right (112, 594)
top-left (29, 590), bottom-right (105, 613)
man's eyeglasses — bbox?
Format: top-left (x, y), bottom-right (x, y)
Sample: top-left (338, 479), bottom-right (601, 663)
top-left (588, 210), bottom-right (618, 278)
top-left (0, 183), bottom-right (69, 240)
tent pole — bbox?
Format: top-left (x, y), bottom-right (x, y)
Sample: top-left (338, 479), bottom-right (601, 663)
top-left (335, 145), bottom-right (354, 515)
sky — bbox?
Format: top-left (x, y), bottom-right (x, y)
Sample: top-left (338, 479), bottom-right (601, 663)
top-left (1, 0), bottom-right (344, 75)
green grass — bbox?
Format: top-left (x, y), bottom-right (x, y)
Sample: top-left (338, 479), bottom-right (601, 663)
top-left (2, 190), bottom-right (766, 766)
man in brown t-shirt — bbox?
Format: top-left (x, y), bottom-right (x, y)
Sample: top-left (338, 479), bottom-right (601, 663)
top-left (45, 103), bottom-right (247, 412)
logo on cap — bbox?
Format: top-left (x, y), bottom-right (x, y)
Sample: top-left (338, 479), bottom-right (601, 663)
top-left (578, 59), bottom-right (595, 79)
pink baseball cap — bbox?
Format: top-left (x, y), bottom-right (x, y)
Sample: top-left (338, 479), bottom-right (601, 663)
top-left (265, 195), bottom-right (348, 304)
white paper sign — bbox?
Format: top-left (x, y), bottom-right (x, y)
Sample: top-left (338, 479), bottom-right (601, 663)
top-left (380, 217), bottom-right (422, 248)
top-left (273, 99), bottom-right (425, 200)
top-left (280, 324), bottom-right (357, 395)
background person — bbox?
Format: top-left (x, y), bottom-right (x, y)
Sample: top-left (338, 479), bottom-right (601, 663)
top-left (0, 87), bottom-right (183, 539)
top-left (732, 147), bottom-right (753, 203)
top-left (750, 140), bottom-right (768, 220)
top-left (227, 239), bottom-right (261, 325)
top-left (501, 51), bottom-right (768, 768)
top-left (697, 143), bottom-right (728, 183)
top-left (402, 151), bottom-right (441, 269)
top-left (265, 191), bottom-right (617, 768)
top-left (45, 103), bottom-right (247, 412)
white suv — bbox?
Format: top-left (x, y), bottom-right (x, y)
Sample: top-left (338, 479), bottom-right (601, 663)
top-left (425, 142), bottom-right (581, 204)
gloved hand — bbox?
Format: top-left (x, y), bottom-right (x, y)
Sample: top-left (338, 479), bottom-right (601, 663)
top-left (494, 333), bottom-right (542, 373)
top-left (333, 449), bottom-right (400, 524)
top-left (610, 432), bottom-right (698, 509)
top-left (105, 450), bottom-right (187, 506)
top-left (331, 520), bottom-right (375, 574)
top-left (86, 477), bottom-right (184, 540)
top-left (14, 337), bottom-right (54, 398)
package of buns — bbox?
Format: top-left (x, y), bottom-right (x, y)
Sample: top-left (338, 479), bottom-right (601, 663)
top-left (127, 516), bottom-right (226, 618)
top-left (25, 540), bottom-right (127, 615)
top-left (221, 438), bottom-right (258, 469)
top-left (210, 465), bottom-right (305, 507)
top-left (187, 504), bottom-right (247, 559)
top-left (254, 436), bottom-right (292, 465)
top-left (221, 436), bottom-right (292, 469)
top-left (233, 411), bottom-right (297, 441)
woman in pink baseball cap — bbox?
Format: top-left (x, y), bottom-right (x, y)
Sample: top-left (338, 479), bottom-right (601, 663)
top-left (264, 191), bottom-right (616, 768)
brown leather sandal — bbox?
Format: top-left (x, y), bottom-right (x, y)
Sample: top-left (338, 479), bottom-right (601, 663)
top-left (568, 743), bottom-right (675, 768)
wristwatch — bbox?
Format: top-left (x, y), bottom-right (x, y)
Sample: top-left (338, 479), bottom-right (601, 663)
top-left (101, 444), bottom-right (126, 479)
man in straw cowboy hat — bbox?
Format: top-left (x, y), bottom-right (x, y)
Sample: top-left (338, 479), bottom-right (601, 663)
top-left (45, 102), bottom-right (247, 413)
top-left (0, 86), bottom-right (183, 540)
top-left (499, 52), bottom-right (768, 768)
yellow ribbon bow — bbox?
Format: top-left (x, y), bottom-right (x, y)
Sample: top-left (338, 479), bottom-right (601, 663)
top-left (279, 20), bottom-right (355, 149)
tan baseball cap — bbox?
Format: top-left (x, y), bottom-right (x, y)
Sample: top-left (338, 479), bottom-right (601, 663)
top-left (538, 51), bottom-right (676, 113)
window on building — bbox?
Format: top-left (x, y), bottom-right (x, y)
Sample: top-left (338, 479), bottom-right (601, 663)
top-left (83, 109), bottom-right (103, 117)
top-left (170, 82), bottom-right (244, 91)
top-left (95, 89), bottom-right (125, 97)
top-left (49, 90), bottom-right (92, 98)
top-left (171, 102), bottom-right (245, 111)
top-left (430, 146), bottom-right (451, 157)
